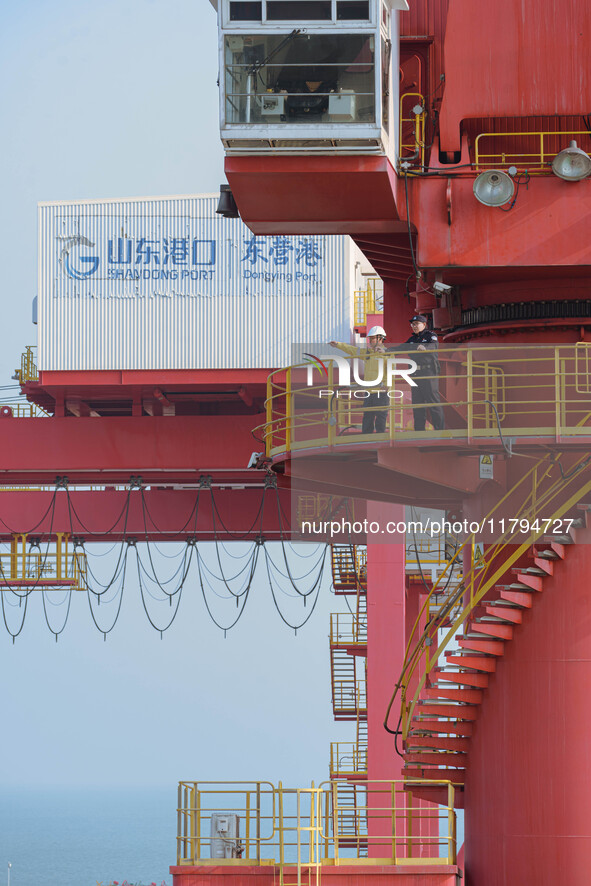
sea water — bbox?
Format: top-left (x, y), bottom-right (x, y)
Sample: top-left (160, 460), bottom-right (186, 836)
top-left (1, 786), bottom-right (174, 886)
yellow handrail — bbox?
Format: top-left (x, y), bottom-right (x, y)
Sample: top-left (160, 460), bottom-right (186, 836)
top-left (354, 277), bottom-right (383, 327)
top-left (260, 344), bottom-right (591, 458)
top-left (329, 741), bottom-right (368, 776)
top-left (396, 446), bottom-right (591, 740)
top-left (0, 533), bottom-right (87, 589)
top-left (474, 129), bottom-right (591, 172)
top-left (15, 346), bottom-right (38, 383)
top-left (330, 612), bottom-right (367, 647)
top-left (177, 779), bottom-right (456, 870)
top-left (399, 92), bottom-right (426, 169)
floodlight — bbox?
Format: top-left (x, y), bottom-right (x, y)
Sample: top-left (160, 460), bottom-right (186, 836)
top-left (473, 170), bottom-right (515, 207)
top-left (551, 140), bottom-right (591, 181)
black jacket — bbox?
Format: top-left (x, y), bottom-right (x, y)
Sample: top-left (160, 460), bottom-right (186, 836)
top-left (389, 330), bottom-right (440, 375)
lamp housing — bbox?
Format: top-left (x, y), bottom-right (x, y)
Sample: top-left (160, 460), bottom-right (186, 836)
top-left (216, 184), bottom-right (239, 218)
top-left (473, 170), bottom-right (515, 207)
top-left (551, 140), bottom-right (591, 182)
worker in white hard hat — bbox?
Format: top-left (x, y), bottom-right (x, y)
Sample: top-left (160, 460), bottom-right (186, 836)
top-left (329, 326), bottom-right (389, 434)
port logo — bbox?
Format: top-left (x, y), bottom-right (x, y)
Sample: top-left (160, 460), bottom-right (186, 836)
top-left (58, 235), bottom-right (100, 279)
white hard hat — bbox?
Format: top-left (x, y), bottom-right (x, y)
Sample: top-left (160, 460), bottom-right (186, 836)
top-left (367, 325), bottom-right (386, 338)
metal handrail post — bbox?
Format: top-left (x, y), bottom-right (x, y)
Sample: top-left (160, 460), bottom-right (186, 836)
top-left (391, 782), bottom-right (397, 862)
top-left (467, 350), bottom-right (474, 440)
top-left (279, 782), bottom-right (285, 886)
top-left (177, 783), bottom-right (183, 864)
top-left (554, 348), bottom-right (561, 438)
top-left (256, 782), bottom-right (261, 863)
top-left (447, 784), bottom-right (456, 864)
top-left (196, 787), bottom-right (201, 861)
top-left (286, 369), bottom-right (292, 453)
top-left (297, 790), bottom-right (302, 886)
top-left (246, 790), bottom-right (251, 861)
top-left (405, 787), bottom-right (412, 861)
top-left (332, 782), bottom-right (340, 865)
top-left (327, 362), bottom-right (335, 446)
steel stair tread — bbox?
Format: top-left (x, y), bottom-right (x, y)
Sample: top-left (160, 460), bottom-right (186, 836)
top-left (445, 654), bottom-right (497, 672)
top-left (432, 668), bottom-right (489, 688)
top-left (410, 720), bottom-right (473, 736)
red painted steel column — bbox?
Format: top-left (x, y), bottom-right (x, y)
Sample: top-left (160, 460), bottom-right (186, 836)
top-left (367, 503), bottom-right (407, 786)
top-left (464, 541), bottom-right (591, 885)
top-left (366, 503), bottom-right (443, 861)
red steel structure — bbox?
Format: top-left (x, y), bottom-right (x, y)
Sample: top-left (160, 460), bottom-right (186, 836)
top-left (209, 1), bottom-right (591, 884)
top-left (2, 1), bottom-right (590, 884)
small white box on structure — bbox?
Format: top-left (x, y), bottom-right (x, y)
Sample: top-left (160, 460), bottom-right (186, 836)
top-left (210, 812), bottom-right (241, 859)
top-left (328, 90), bottom-right (356, 121)
top-left (259, 94), bottom-right (285, 116)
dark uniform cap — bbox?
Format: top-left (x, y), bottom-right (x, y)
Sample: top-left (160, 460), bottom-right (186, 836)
top-left (410, 314), bottom-right (428, 323)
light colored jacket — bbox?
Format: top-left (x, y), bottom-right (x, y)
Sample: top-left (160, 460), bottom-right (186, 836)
top-left (331, 342), bottom-right (388, 385)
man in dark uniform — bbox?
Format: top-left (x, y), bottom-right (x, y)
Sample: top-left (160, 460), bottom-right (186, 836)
top-left (402, 314), bottom-right (445, 431)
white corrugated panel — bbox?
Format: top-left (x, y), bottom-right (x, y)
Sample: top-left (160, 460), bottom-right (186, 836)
top-left (38, 195), bottom-right (353, 371)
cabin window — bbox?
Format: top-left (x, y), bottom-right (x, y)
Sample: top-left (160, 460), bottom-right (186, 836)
top-left (227, 0), bottom-right (372, 24)
top-left (224, 32), bottom-right (375, 125)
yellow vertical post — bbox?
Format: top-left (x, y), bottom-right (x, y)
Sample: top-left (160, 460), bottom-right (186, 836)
top-left (21, 534), bottom-right (27, 581)
top-left (10, 535), bottom-right (18, 581)
top-left (391, 782), bottom-right (397, 863)
top-left (296, 790), bottom-right (302, 886)
top-left (470, 541), bottom-right (475, 606)
top-left (560, 356), bottom-right (567, 430)
top-left (467, 350), bottom-right (474, 440)
top-left (554, 348), bottom-right (561, 438)
top-left (327, 362), bottom-right (335, 447)
top-left (447, 783), bottom-right (456, 864)
top-left (286, 369), bottom-right (292, 453)
top-left (279, 781), bottom-right (285, 886)
top-left (266, 377), bottom-right (274, 456)
top-left (323, 786), bottom-right (329, 860)
top-left (332, 782), bottom-right (340, 866)
top-left (246, 790), bottom-right (251, 861)
top-left (405, 787), bottom-right (412, 861)
top-left (312, 786), bottom-right (320, 886)
top-left (196, 787), bottom-right (201, 861)
top-left (483, 363), bottom-right (490, 430)
top-left (256, 782), bottom-right (261, 864)
top-left (178, 783), bottom-right (183, 864)
top-left (55, 533), bottom-right (68, 580)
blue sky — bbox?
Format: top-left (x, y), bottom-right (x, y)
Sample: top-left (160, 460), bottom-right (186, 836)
top-left (0, 0), bottom-right (348, 791)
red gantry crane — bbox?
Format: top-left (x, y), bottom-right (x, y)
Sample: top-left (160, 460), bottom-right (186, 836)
top-left (3, 2), bottom-right (591, 884)
top-left (172, 1), bottom-right (591, 885)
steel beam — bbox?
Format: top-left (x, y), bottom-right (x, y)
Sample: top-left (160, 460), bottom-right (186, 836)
top-left (0, 488), bottom-right (293, 542)
top-left (0, 414), bottom-right (263, 486)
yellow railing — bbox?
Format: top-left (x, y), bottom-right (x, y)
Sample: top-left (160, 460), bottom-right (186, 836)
top-left (329, 742), bottom-right (368, 777)
top-left (261, 344), bottom-right (591, 458)
top-left (399, 92), bottom-right (426, 169)
top-left (14, 346), bottom-right (38, 383)
top-left (333, 679), bottom-right (367, 717)
top-left (406, 532), bottom-right (455, 569)
top-left (354, 278), bottom-right (383, 328)
top-left (177, 780), bottom-right (456, 873)
top-left (331, 544), bottom-right (367, 591)
top-left (396, 449), bottom-right (591, 742)
top-left (474, 130), bottom-right (591, 172)
top-left (330, 613), bottom-right (367, 647)
top-left (0, 533), bottom-right (87, 589)
top-left (0, 402), bottom-right (50, 418)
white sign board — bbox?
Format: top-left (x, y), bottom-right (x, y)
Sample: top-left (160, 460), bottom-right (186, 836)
top-left (479, 454), bottom-right (494, 479)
